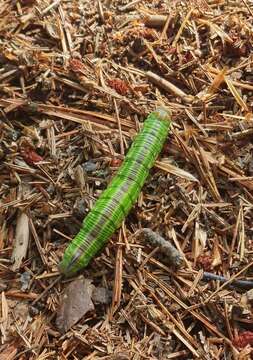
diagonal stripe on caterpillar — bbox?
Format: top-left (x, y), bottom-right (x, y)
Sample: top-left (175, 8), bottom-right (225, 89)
top-left (59, 107), bottom-right (171, 276)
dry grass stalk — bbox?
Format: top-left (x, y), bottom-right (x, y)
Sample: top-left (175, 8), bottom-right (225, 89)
top-left (172, 8), bottom-right (194, 47)
top-left (146, 71), bottom-right (194, 103)
top-left (225, 77), bottom-right (249, 112)
top-left (111, 243), bottom-right (123, 317)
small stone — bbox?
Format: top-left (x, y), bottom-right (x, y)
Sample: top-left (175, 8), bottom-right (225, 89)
top-left (82, 161), bottom-right (97, 173)
top-left (91, 287), bottom-right (111, 305)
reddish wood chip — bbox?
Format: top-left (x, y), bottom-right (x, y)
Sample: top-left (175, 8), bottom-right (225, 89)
top-left (233, 331), bottom-right (253, 349)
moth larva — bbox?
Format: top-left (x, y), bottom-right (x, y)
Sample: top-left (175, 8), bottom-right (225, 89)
top-left (59, 107), bottom-right (171, 276)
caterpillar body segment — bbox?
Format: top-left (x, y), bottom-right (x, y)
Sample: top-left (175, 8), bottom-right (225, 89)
top-left (59, 107), bottom-right (171, 276)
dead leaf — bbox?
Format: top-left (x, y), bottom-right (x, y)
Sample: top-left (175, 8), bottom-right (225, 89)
top-left (56, 276), bottom-right (94, 333)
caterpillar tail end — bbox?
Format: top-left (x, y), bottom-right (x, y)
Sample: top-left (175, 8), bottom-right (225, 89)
top-left (153, 106), bottom-right (172, 123)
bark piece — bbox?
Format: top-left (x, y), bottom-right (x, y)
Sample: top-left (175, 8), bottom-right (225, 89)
top-left (137, 228), bottom-right (184, 269)
top-left (11, 212), bottom-right (30, 271)
top-left (56, 276), bottom-right (94, 333)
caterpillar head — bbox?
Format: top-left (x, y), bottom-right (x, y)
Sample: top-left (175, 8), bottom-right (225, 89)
top-left (58, 248), bottom-right (84, 277)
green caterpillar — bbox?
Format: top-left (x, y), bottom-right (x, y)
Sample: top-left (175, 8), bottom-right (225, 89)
top-left (59, 107), bottom-right (171, 276)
